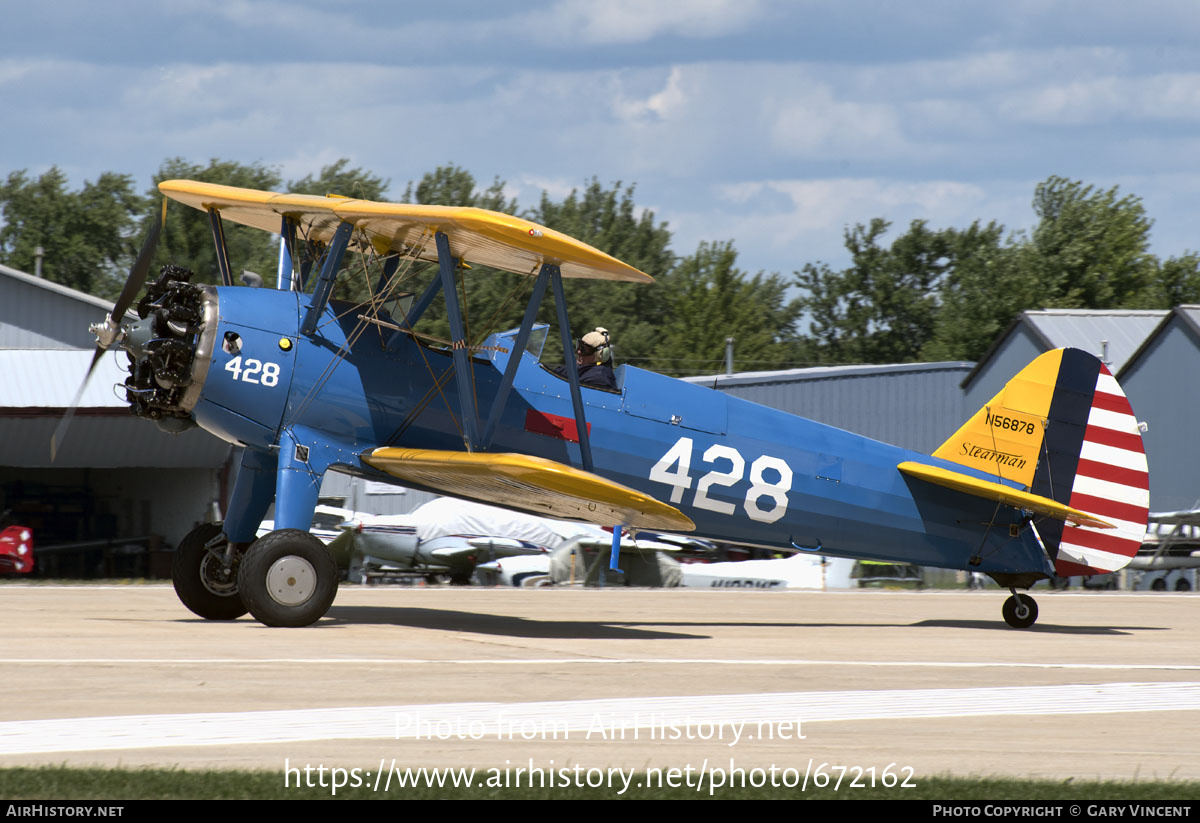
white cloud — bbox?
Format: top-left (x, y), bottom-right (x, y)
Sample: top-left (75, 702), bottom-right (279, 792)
top-left (719, 178), bottom-right (989, 237)
top-left (0, 58), bottom-right (40, 87)
top-left (514, 174), bottom-right (578, 202)
top-left (277, 147), bottom-right (355, 186)
top-left (770, 91), bottom-right (905, 157)
top-left (659, 177), bottom-right (1037, 275)
top-left (613, 66), bottom-right (687, 121)
top-left (1003, 72), bottom-right (1200, 124)
top-left (7, 7), bottom-right (1200, 282)
top-left (535, 0), bottom-right (765, 45)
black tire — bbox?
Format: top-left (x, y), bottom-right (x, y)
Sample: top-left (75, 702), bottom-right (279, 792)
top-left (1151, 577), bottom-right (1167, 592)
top-left (1002, 593), bottom-right (1038, 629)
top-left (172, 522), bottom-right (248, 620)
top-left (1176, 578), bottom-right (1192, 592)
top-left (237, 529), bottom-right (338, 627)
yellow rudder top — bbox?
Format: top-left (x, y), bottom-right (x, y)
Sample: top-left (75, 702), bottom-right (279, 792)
top-left (931, 349), bottom-right (1064, 487)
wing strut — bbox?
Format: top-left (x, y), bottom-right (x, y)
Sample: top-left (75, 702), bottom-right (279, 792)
top-left (301, 221), bottom-right (353, 335)
top-left (481, 263), bottom-right (554, 449)
top-left (298, 240), bottom-right (322, 291)
top-left (278, 216), bottom-right (298, 290)
top-left (208, 208), bottom-right (234, 287)
top-left (550, 266), bottom-right (594, 473)
top-left (401, 266), bottom-right (444, 329)
top-left (372, 253), bottom-right (402, 298)
top-left (436, 231), bottom-right (481, 451)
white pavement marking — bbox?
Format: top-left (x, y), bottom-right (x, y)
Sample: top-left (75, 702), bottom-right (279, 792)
top-left (1, 682), bottom-right (1198, 755)
top-left (1, 658), bottom-right (1199, 670)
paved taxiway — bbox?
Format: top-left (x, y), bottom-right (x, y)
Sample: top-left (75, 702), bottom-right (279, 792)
top-left (0, 585), bottom-right (1197, 782)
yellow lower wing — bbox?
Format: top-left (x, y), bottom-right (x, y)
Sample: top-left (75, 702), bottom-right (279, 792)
top-left (898, 461), bottom-right (1113, 529)
top-left (363, 448), bottom-right (694, 532)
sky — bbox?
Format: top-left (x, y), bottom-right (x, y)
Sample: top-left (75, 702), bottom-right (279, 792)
top-left (3, 0), bottom-right (1199, 279)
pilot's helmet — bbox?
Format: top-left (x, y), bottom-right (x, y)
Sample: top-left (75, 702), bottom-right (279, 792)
top-left (579, 327), bottom-right (611, 362)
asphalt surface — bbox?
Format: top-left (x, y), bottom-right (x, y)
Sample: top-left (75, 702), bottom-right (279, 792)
top-left (1, 584), bottom-right (1197, 789)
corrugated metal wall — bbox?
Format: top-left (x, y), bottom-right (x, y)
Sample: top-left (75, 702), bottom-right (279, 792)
top-left (318, 468), bottom-right (441, 516)
top-left (690, 363), bottom-right (975, 454)
top-left (1121, 312), bottom-right (1200, 512)
top-left (962, 326), bottom-right (1046, 412)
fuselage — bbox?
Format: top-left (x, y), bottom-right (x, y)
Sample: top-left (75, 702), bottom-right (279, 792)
top-left (182, 286), bottom-right (1046, 577)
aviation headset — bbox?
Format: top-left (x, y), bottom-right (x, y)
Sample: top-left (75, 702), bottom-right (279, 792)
top-left (578, 327), bottom-right (612, 364)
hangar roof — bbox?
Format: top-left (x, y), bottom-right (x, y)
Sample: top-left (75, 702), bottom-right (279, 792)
top-left (1024, 309), bottom-right (1167, 371)
top-left (0, 263), bottom-right (121, 314)
top-left (0, 263), bottom-right (132, 350)
top-left (963, 308), bottom-right (1167, 389)
top-left (683, 361), bottom-right (973, 388)
top-left (1118, 305), bottom-right (1200, 379)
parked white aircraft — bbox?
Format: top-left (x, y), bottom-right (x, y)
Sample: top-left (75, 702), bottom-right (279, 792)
top-left (1128, 510), bottom-right (1200, 591)
top-left (327, 497), bottom-right (604, 584)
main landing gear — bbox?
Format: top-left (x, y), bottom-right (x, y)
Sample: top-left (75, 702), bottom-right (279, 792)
top-left (172, 522), bottom-right (248, 620)
top-left (237, 529), bottom-right (338, 627)
top-left (1001, 589), bottom-right (1039, 629)
top-left (171, 524), bottom-right (338, 627)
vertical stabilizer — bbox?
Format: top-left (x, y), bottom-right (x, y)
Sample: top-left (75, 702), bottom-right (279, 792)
top-left (935, 348), bottom-right (1148, 575)
top-left (1031, 352), bottom-right (1149, 575)
top-left (933, 349), bottom-right (1062, 488)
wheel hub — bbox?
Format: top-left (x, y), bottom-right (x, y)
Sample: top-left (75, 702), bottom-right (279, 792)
top-left (199, 552), bottom-right (238, 597)
top-left (266, 555), bottom-right (317, 607)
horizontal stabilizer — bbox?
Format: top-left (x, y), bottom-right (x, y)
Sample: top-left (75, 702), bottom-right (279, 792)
top-left (363, 448), bottom-right (694, 532)
top-left (897, 461), bottom-right (1113, 529)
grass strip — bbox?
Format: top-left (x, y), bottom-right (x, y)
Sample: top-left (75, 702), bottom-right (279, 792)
top-left (2, 766), bottom-right (1198, 800)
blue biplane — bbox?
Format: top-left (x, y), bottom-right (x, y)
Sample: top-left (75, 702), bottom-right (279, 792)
top-left (58, 180), bottom-right (1149, 628)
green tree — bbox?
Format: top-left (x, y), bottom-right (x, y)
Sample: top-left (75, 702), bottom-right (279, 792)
top-left (796, 219), bottom-right (951, 364)
top-left (149, 157), bottom-right (282, 286)
top-left (289, 158), bottom-right (389, 202)
top-left (526, 179), bottom-right (675, 364)
top-left (1148, 252), bottom-right (1200, 307)
top-left (792, 175), bottom-right (1195, 364)
top-left (392, 165), bottom-right (526, 347)
top-left (0, 167), bottom-right (142, 299)
top-left (1029, 176), bottom-right (1159, 308)
top-left (654, 241), bottom-right (801, 375)
top-left (925, 177), bottom-right (1182, 360)
top-left (920, 229), bottom-right (1038, 362)
top-left (396, 170), bottom-right (676, 368)
top-left (402, 164), bottom-right (515, 214)
top-left (287, 160), bottom-right (394, 303)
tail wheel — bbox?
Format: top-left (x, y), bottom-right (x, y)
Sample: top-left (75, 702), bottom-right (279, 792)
top-left (1002, 593), bottom-right (1038, 629)
top-left (172, 522), bottom-right (248, 620)
top-left (237, 529), bottom-right (338, 627)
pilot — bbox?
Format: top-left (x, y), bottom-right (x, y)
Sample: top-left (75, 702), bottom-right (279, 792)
top-left (553, 327), bottom-right (617, 390)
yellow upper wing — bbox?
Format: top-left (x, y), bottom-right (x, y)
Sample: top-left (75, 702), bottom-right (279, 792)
top-left (363, 447), bottom-right (694, 532)
top-left (157, 179), bottom-right (651, 283)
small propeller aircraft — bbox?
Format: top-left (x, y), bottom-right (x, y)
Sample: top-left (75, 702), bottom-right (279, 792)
top-left (322, 497), bottom-right (602, 585)
top-left (58, 180), bottom-right (1149, 628)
